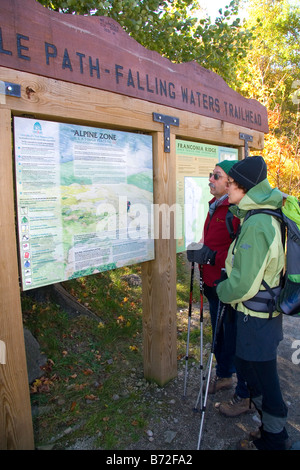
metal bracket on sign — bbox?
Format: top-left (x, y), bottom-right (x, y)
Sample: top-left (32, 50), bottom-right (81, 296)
top-left (0, 81), bottom-right (21, 98)
top-left (153, 112), bottom-right (179, 153)
top-left (239, 132), bottom-right (253, 158)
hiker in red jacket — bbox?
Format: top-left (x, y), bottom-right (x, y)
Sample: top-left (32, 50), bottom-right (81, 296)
top-left (188, 160), bottom-right (250, 416)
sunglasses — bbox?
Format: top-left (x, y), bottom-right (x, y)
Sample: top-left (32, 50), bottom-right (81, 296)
top-left (209, 172), bottom-right (223, 180)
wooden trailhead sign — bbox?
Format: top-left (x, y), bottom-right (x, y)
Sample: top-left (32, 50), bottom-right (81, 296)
top-left (0, 0), bottom-right (268, 133)
top-left (0, 0), bottom-right (268, 450)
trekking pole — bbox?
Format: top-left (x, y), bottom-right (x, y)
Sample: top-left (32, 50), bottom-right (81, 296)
top-left (183, 261), bottom-right (195, 398)
top-left (193, 264), bottom-right (204, 410)
top-left (197, 301), bottom-right (226, 450)
top-left (194, 266), bottom-right (227, 411)
top-left (194, 352), bottom-right (211, 411)
top-left (199, 264), bottom-right (204, 409)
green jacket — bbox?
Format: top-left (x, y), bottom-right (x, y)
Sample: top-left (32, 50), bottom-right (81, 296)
top-left (216, 179), bottom-right (285, 318)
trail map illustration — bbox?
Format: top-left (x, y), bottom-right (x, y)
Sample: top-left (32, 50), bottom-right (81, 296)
top-left (14, 117), bottom-right (154, 290)
top-left (176, 139), bottom-right (238, 252)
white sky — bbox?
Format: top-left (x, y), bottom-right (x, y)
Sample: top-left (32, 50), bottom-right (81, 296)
top-left (201, 0), bottom-right (299, 20)
top-left (201, 0), bottom-right (232, 17)
top-left (199, 0), bottom-right (248, 20)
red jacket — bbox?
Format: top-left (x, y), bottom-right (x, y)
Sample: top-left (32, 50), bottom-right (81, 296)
top-left (202, 196), bottom-right (240, 287)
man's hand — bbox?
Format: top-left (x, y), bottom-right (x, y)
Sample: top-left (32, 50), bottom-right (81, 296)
top-left (187, 243), bottom-right (216, 265)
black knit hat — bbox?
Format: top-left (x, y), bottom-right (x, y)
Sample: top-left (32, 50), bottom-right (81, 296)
top-left (228, 156), bottom-right (267, 190)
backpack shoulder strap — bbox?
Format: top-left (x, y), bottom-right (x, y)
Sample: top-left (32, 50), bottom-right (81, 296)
top-left (225, 210), bottom-right (235, 240)
top-left (244, 208), bottom-right (285, 244)
top-left (244, 208), bottom-right (283, 222)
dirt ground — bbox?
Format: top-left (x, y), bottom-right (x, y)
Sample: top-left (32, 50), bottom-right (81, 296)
top-left (125, 310), bottom-right (300, 452)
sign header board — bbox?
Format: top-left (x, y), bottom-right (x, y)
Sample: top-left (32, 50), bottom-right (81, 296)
top-left (0, 0), bottom-right (268, 133)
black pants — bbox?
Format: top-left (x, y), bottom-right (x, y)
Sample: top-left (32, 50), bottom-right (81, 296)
top-left (235, 356), bottom-right (289, 449)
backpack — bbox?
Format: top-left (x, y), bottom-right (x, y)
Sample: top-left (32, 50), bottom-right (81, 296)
top-left (241, 195), bottom-right (300, 318)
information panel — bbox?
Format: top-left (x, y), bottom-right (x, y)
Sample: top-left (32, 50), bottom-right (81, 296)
top-left (176, 140), bottom-right (238, 252)
top-left (14, 117), bottom-right (154, 290)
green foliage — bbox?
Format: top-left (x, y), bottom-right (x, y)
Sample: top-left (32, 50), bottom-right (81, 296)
top-left (37, 0), bottom-right (254, 84)
top-left (192, 1), bottom-right (254, 83)
top-left (23, 267), bottom-right (147, 448)
top-left (238, 0), bottom-right (300, 107)
top-left (237, 0), bottom-right (300, 195)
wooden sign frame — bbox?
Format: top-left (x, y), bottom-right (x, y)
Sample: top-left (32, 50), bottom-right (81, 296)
top-left (0, 0), bottom-right (266, 450)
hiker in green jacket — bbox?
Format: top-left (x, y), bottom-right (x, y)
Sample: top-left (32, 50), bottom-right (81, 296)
top-left (216, 156), bottom-right (290, 450)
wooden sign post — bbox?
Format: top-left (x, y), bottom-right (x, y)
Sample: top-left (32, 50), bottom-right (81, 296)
top-left (0, 0), bottom-right (268, 449)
